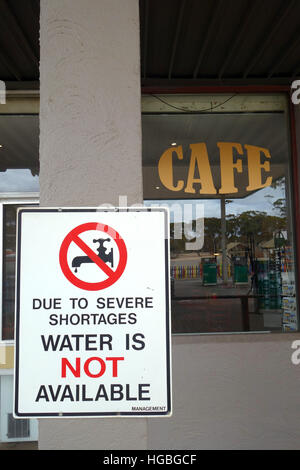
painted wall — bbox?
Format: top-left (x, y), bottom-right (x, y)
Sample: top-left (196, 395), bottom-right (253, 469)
top-left (39, 0), bottom-right (142, 208)
top-left (149, 333), bottom-right (300, 450)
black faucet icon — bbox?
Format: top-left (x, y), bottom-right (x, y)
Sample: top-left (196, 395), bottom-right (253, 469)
top-left (72, 238), bottom-right (113, 273)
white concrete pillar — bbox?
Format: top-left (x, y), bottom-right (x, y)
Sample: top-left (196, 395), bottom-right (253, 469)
top-left (38, 0), bottom-right (146, 449)
top-left (39, 0), bottom-right (143, 207)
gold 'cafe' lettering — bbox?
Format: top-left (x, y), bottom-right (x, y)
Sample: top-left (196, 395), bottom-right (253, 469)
top-left (158, 142), bottom-right (273, 194)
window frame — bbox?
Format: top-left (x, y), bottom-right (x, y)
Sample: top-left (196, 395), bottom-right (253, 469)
top-left (141, 87), bottom-right (300, 335)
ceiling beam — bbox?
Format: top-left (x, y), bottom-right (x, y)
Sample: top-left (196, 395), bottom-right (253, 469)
top-left (168, 0), bottom-right (186, 79)
top-left (2, 0), bottom-right (39, 71)
top-left (218, 0), bottom-right (257, 79)
top-left (5, 80), bottom-right (39, 90)
top-left (142, 0), bottom-right (149, 80)
top-left (243, 0), bottom-right (295, 78)
top-left (29, 0), bottom-right (40, 20)
top-left (290, 66), bottom-right (300, 81)
top-left (193, 0), bottom-right (225, 79)
top-left (268, 32), bottom-right (300, 78)
top-left (0, 50), bottom-right (23, 81)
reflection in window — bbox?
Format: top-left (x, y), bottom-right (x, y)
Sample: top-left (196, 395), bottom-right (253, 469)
top-left (2, 204), bottom-right (38, 340)
top-left (0, 169), bottom-right (39, 193)
top-left (2, 205), bottom-right (18, 340)
top-left (0, 113), bottom-right (39, 339)
top-left (143, 102), bottom-right (297, 334)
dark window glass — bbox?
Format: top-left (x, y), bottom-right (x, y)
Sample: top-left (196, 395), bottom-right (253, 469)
top-left (0, 113), bottom-right (39, 339)
top-left (0, 115), bottom-right (39, 186)
top-left (2, 204), bottom-right (18, 339)
top-left (2, 204), bottom-right (37, 340)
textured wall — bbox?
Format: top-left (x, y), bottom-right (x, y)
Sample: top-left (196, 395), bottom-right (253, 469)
top-left (38, 0), bottom-right (146, 450)
top-left (39, 0), bottom-right (142, 208)
top-left (149, 334), bottom-right (300, 450)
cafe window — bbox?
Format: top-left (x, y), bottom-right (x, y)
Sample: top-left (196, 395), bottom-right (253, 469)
top-left (142, 93), bottom-right (298, 334)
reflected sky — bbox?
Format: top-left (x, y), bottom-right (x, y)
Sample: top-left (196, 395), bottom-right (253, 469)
top-left (0, 169), bottom-right (40, 192)
top-left (144, 185), bottom-right (285, 222)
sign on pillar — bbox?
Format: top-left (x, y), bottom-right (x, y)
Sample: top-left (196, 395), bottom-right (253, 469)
top-left (14, 208), bottom-right (172, 418)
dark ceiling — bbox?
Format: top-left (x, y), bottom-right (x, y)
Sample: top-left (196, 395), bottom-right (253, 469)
top-left (140, 0), bottom-right (300, 87)
top-left (0, 0), bottom-right (39, 87)
top-left (0, 0), bottom-right (300, 88)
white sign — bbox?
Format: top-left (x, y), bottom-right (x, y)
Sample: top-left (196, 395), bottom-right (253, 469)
top-left (14, 208), bottom-right (172, 418)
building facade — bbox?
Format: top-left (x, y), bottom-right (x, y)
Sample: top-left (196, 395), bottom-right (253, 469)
top-left (1, 0), bottom-right (300, 449)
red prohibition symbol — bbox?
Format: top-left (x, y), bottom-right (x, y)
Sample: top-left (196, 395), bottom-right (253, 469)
top-left (59, 222), bottom-right (127, 291)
